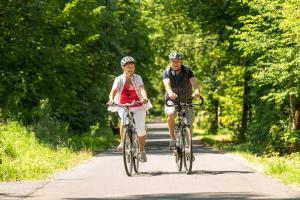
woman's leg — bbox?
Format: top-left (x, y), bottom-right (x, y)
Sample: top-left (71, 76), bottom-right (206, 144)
top-left (132, 108), bottom-right (147, 151)
top-left (117, 109), bottom-right (126, 150)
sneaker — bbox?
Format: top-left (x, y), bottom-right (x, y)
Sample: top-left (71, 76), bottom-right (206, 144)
top-left (169, 138), bottom-right (176, 150)
top-left (187, 153), bottom-right (195, 161)
top-left (139, 151), bottom-right (147, 162)
top-left (116, 143), bottom-right (123, 151)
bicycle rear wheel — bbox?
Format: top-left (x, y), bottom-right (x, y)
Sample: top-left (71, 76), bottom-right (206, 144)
top-left (132, 133), bottom-right (140, 173)
top-left (122, 128), bottom-right (133, 176)
top-left (183, 127), bottom-right (193, 174)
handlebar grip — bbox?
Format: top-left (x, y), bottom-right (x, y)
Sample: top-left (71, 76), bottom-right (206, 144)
top-left (191, 95), bottom-right (204, 106)
top-left (199, 96), bottom-right (204, 106)
top-left (165, 98), bottom-right (176, 107)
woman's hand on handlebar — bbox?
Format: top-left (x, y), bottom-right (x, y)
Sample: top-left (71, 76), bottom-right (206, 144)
top-left (142, 98), bottom-right (149, 104)
top-left (107, 100), bottom-right (114, 106)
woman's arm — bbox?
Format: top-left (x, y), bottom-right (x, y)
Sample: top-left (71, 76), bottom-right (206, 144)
top-left (109, 89), bottom-right (117, 103)
top-left (140, 85), bottom-right (148, 103)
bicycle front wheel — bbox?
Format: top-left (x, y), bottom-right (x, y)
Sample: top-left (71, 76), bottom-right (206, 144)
top-left (183, 126), bottom-right (193, 174)
top-left (175, 134), bottom-right (183, 171)
top-left (123, 128), bottom-right (133, 176)
top-left (132, 133), bottom-right (140, 173)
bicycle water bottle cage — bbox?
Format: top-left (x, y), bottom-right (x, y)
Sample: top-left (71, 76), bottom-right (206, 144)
top-left (124, 117), bottom-right (130, 125)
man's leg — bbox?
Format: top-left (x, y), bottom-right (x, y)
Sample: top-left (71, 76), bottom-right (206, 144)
top-left (165, 105), bottom-right (177, 149)
top-left (167, 113), bottom-right (176, 139)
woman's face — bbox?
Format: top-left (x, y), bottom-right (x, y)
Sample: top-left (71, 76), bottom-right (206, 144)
top-left (123, 63), bottom-right (135, 76)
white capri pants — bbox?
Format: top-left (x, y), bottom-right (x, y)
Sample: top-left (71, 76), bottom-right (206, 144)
top-left (118, 106), bottom-right (147, 136)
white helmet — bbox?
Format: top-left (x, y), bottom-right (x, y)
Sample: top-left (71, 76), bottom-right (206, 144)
top-left (169, 51), bottom-right (183, 60)
top-left (120, 56), bottom-right (136, 66)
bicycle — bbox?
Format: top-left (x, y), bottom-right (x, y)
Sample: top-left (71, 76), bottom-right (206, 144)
top-left (165, 96), bottom-right (204, 174)
top-left (111, 101), bottom-right (142, 176)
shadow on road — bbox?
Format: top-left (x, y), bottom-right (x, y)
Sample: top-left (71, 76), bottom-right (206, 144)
top-left (62, 192), bottom-right (300, 200)
top-left (0, 193), bottom-right (28, 199)
top-left (132, 170), bottom-right (253, 177)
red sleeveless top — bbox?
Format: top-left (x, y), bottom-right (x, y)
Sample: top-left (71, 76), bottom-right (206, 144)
top-left (119, 84), bottom-right (142, 108)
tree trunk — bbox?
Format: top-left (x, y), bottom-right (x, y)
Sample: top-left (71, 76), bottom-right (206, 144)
top-left (239, 66), bottom-right (251, 142)
top-left (290, 94), bottom-right (300, 132)
top-left (208, 93), bottom-right (219, 135)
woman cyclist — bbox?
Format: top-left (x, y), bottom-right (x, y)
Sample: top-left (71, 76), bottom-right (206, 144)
top-left (108, 56), bottom-right (152, 162)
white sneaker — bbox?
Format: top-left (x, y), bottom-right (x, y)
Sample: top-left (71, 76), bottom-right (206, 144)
top-left (116, 143), bottom-right (123, 151)
top-left (139, 151), bottom-right (147, 162)
top-left (169, 139), bottom-right (176, 150)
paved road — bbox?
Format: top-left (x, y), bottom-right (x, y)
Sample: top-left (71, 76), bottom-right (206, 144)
top-left (1, 123), bottom-right (300, 200)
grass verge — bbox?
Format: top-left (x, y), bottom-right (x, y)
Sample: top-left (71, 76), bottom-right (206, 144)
top-left (194, 129), bottom-right (300, 188)
top-left (0, 121), bottom-right (117, 181)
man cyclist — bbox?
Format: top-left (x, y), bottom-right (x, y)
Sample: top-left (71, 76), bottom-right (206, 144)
top-left (163, 51), bottom-right (201, 150)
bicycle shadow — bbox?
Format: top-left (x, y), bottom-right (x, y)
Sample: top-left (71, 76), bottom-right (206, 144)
top-left (134, 169), bottom-right (254, 177)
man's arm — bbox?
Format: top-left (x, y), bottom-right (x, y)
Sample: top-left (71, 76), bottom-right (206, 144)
top-left (163, 79), bottom-right (177, 100)
top-left (189, 77), bottom-right (200, 97)
top-left (163, 79), bottom-right (173, 96)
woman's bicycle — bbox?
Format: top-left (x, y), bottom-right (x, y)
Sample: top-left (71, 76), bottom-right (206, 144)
top-left (165, 96), bottom-right (204, 174)
top-left (111, 101), bottom-right (142, 176)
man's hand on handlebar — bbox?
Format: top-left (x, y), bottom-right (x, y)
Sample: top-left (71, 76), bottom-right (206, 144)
top-left (192, 91), bottom-right (201, 99)
top-left (168, 92), bottom-right (177, 100)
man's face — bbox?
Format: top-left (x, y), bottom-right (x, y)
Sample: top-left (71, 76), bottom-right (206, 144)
top-left (123, 63), bottom-right (135, 75)
top-left (170, 59), bottom-right (182, 71)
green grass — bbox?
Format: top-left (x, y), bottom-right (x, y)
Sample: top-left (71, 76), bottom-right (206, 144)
top-left (194, 128), bottom-right (300, 188)
top-left (0, 121), bottom-right (117, 181)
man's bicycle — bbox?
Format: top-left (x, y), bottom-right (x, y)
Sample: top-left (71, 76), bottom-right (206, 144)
top-left (111, 101), bottom-right (142, 176)
top-left (165, 96), bottom-right (204, 174)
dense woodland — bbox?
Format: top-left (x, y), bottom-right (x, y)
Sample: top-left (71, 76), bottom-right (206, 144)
top-left (1, 0), bottom-right (300, 155)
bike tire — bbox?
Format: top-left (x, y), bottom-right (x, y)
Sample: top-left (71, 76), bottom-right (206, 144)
top-left (132, 134), bottom-right (140, 173)
top-left (175, 133), bottom-right (183, 171)
top-left (123, 128), bottom-right (133, 176)
top-left (183, 127), bottom-right (193, 174)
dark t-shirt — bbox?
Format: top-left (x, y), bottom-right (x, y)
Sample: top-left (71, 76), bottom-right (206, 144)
top-left (163, 65), bottom-right (195, 101)
top-left (163, 65), bottom-right (194, 81)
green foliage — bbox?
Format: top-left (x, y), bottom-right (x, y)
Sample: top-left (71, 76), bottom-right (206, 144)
top-left (232, 0), bottom-right (300, 153)
top-left (0, 0), bottom-right (152, 132)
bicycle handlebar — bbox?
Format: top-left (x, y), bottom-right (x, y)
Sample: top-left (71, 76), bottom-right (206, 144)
top-left (165, 96), bottom-right (204, 107)
top-left (110, 101), bottom-right (143, 108)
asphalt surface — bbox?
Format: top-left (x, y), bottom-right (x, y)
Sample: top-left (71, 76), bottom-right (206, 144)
top-left (1, 123), bottom-right (300, 200)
